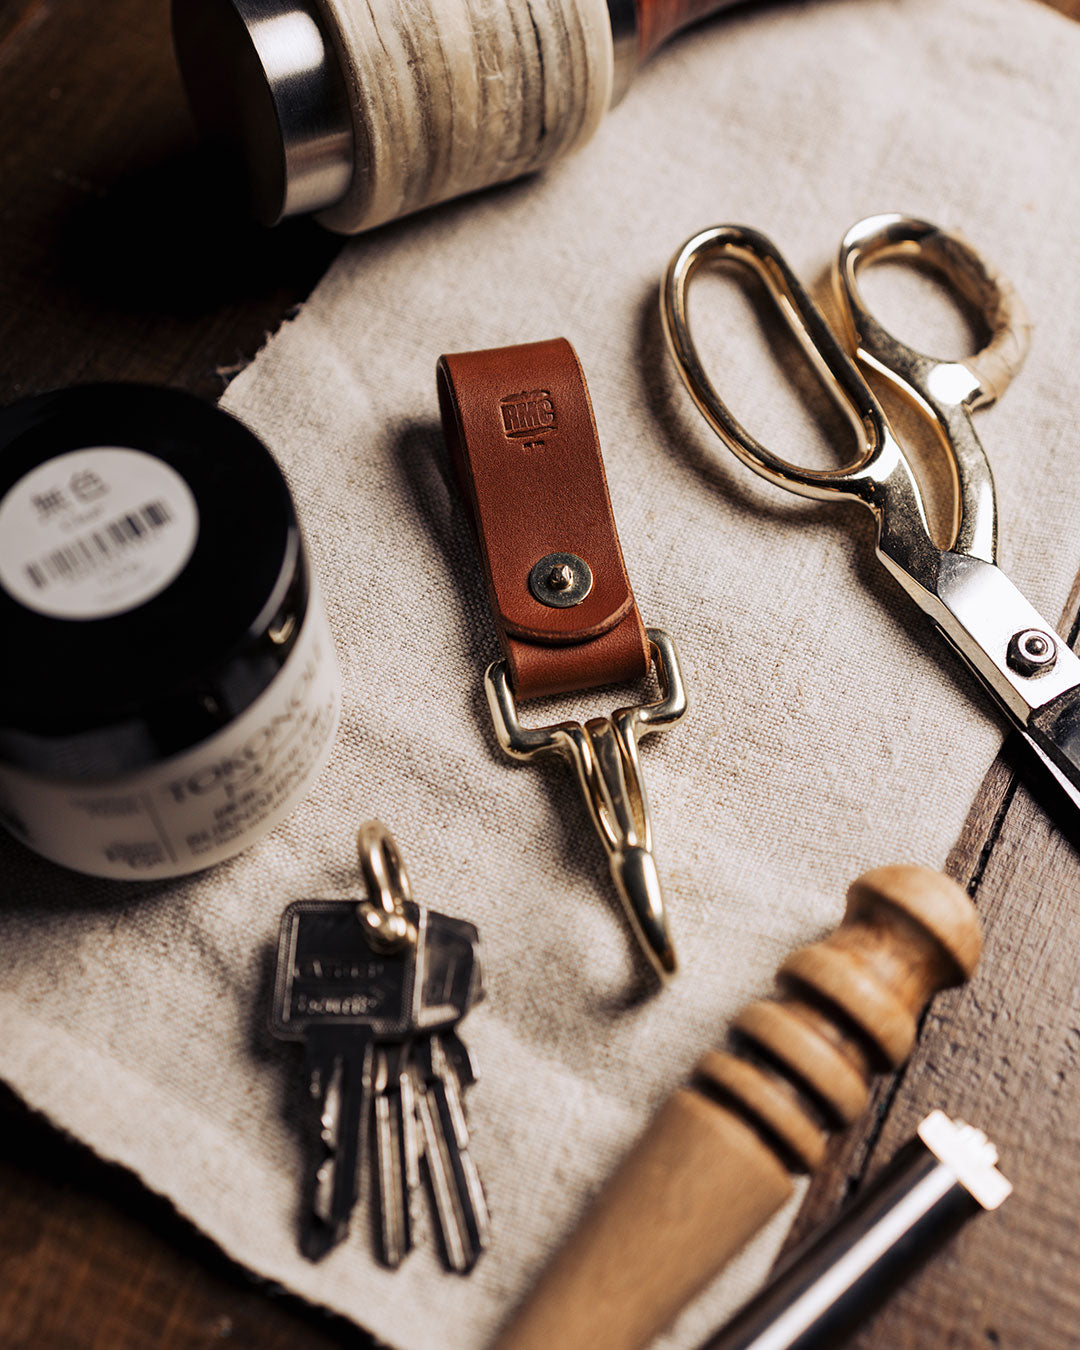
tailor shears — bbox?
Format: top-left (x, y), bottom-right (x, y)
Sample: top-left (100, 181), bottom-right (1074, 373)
top-left (662, 213), bottom-right (1080, 815)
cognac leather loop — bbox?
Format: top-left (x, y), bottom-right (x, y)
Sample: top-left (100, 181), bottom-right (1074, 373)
top-left (437, 338), bottom-right (650, 701)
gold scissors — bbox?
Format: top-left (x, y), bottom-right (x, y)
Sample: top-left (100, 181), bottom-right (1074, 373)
top-left (661, 213), bottom-right (1080, 814)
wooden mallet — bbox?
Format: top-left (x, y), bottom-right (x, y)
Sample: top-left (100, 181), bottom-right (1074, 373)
top-left (495, 864), bottom-right (982, 1350)
top-left (174, 0), bottom-right (760, 231)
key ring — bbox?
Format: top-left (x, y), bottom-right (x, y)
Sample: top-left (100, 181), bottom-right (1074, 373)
top-left (271, 823), bottom-right (488, 1269)
top-left (356, 819), bottom-right (418, 951)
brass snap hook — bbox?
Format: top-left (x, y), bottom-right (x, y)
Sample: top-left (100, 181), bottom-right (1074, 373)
top-left (485, 629), bottom-right (688, 979)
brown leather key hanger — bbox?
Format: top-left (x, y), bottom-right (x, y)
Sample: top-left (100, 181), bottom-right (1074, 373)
top-left (437, 338), bottom-right (688, 980)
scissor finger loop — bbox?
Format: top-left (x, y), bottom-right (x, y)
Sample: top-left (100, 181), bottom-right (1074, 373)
top-left (662, 223), bottom-right (940, 587)
top-left (837, 213), bottom-right (1033, 413)
top-left (836, 214), bottom-right (1031, 562)
top-left (662, 213), bottom-right (1080, 820)
top-left (661, 224), bottom-right (897, 505)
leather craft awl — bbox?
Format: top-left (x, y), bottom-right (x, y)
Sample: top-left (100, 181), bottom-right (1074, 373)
top-left (495, 864), bottom-right (982, 1349)
top-left (437, 338), bottom-right (688, 980)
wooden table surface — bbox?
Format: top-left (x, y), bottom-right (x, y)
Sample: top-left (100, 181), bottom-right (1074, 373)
top-left (1, 1), bottom-right (1078, 1346)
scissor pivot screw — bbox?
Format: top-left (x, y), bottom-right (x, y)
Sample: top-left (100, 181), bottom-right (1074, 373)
top-left (1007, 629), bottom-right (1057, 677)
top-left (529, 552), bottom-right (593, 608)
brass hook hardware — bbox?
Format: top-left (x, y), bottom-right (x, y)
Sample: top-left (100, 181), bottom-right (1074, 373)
top-left (485, 629), bottom-right (688, 979)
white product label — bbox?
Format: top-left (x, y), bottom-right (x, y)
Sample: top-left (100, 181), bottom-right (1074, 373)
top-left (0, 600), bottom-right (340, 880)
top-left (0, 446), bottom-right (199, 619)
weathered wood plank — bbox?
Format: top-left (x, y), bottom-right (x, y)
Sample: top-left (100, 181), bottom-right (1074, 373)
top-left (0, 0), bottom-right (340, 403)
top-left (847, 767), bottom-right (1080, 1347)
top-left (779, 749), bottom-right (1018, 1251)
top-left (0, 1087), bottom-right (368, 1349)
top-left (780, 580), bottom-right (1080, 1343)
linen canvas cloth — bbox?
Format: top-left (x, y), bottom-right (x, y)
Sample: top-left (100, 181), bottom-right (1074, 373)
top-left (3, 0), bottom-right (1080, 1345)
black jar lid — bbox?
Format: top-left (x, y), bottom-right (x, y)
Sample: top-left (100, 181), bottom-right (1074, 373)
top-left (0, 385), bottom-right (309, 778)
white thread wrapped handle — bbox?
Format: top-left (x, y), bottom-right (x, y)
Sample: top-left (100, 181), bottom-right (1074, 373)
top-left (314, 0), bottom-right (614, 234)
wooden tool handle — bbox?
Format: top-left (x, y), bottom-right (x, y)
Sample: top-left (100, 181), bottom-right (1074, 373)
top-left (635, 0), bottom-right (746, 62)
top-left (495, 865), bottom-right (981, 1350)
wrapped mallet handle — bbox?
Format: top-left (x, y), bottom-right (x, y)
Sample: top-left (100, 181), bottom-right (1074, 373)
top-left (173, 0), bottom-right (751, 230)
top-left (495, 865), bottom-right (982, 1350)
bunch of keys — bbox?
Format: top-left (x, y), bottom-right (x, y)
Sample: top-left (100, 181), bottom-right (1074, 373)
top-left (271, 821), bottom-right (489, 1271)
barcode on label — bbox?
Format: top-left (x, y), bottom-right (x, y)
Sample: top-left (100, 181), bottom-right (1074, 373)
top-left (24, 499), bottom-right (173, 591)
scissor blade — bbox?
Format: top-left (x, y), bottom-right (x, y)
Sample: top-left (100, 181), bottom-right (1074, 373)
top-left (1026, 685), bottom-right (1080, 816)
top-left (1019, 730), bottom-right (1080, 821)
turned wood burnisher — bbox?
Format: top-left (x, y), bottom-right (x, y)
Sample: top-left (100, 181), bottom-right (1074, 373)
top-left (172, 0), bottom-right (745, 231)
top-left (495, 865), bottom-right (982, 1350)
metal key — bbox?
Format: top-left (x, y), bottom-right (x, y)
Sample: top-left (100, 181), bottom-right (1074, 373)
top-left (271, 896), bottom-right (424, 1259)
top-left (419, 909), bottom-right (483, 1032)
top-left (370, 906), bottom-right (485, 1268)
top-left (305, 1031), bottom-right (369, 1252)
top-left (439, 1029), bottom-right (490, 1249)
top-left (271, 822), bottom-right (488, 1273)
top-left (372, 1038), bottom-right (419, 1267)
top-left (418, 1030), bottom-right (490, 1264)
top-left (411, 912), bottom-right (489, 1272)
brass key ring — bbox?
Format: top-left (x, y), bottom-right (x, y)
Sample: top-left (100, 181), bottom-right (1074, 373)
top-left (357, 819), bottom-right (418, 951)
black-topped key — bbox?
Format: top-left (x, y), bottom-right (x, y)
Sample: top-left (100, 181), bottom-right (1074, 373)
top-left (373, 1039), bottom-right (418, 1267)
top-left (414, 1031), bottom-right (490, 1271)
top-left (271, 898), bottom-right (423, 1259)
top-left (419, 911), bottom-right (483, 1031)
top-left (270, 819), bottom-right (489, 1274)
top-left (411, 913), bottom-right (489, 1272)
top-left (439, 1028), bottom-right (490, 1251)
top-left (368, 908), bottom-right (484, 1268)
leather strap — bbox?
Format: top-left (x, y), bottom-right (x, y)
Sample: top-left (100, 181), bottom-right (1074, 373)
top-left (437, 338), bottom-right (650, 700)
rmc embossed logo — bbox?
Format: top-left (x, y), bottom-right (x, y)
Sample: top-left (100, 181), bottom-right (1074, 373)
top-left (500, 388), bottom-right (556, 445)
